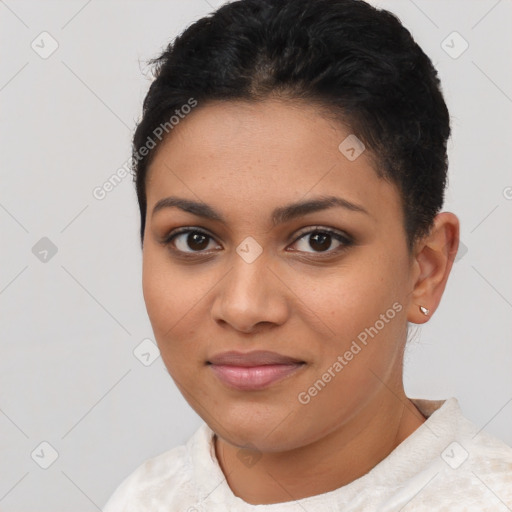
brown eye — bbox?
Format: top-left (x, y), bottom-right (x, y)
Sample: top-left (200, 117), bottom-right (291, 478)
top-left (290, 228), bottom-right (352, 254)
top-left (167, 229), bottom-right (221, 253)
top-left (308, 232), bottom-right (332, 252)
top-left (186, 232), bottom-right (209, 250)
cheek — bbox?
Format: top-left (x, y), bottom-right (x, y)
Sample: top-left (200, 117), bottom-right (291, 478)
top-left (295, 254), bottom-right (406, 336)
top-left (287, 266), bottom-right (408, 442)
top-left (289, 251), bottom-right (409, 386)
top-left (142, 249), bottom-right (201, 347)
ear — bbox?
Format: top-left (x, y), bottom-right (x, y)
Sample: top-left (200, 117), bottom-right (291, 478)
top-left (407, 212), bottom-right (460, 324)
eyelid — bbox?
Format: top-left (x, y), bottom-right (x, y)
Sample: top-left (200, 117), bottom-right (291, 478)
top-left (163, 226), bottom-right (217, 243)
top-left (289, 225), bottom-right (353, 246)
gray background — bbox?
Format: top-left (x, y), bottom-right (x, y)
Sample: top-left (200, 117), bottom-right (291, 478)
top-left (0, 0), bottom-right (511, 510)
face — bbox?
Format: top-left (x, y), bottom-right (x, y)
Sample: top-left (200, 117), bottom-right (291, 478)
top-left (142, 99), bottom-right (416, 452)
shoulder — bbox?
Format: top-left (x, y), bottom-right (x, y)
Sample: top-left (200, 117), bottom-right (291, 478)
top-left (404, 398), bottom-right (512, 510)
top-left (445, 397), bottom-right (512, 476)
top-left (442, 419), bottom-right (512, 503)
top-left (420, 433), bottom-right (512, 510)
top-left (102, 424), bottom-right (210, 512)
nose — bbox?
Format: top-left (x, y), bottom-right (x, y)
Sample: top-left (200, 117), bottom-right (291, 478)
top-left (210, 254), bottom-right (290, 334)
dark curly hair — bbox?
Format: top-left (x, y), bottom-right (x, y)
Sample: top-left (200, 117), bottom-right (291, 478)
top-left (131, 0), bottom-right (451, 252)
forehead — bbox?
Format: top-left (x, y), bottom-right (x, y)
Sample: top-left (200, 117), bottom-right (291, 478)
top-left (149, 99), bottom-right (345, 177)
top-left (145, 99), bottom-right (401, 225)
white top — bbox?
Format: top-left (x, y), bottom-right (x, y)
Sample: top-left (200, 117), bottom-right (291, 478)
top-left (103, 398), bottom-right (512, 511)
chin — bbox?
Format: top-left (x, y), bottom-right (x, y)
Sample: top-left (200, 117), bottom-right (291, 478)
top-left (203, 402), bottom-right (308, 452)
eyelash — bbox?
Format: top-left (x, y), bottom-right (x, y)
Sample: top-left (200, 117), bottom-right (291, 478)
top-left (161, 226), bottom-right (354, 259)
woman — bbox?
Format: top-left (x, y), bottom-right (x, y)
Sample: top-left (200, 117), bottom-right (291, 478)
top-left (104, 0), bottom-right (512, 509)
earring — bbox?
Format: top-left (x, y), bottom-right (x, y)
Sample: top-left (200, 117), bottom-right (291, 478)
top-left (419, 305), bottom-right (430, 316)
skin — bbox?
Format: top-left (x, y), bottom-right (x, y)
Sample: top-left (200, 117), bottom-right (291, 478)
top-left (141, 99), bottom-right (460, 504)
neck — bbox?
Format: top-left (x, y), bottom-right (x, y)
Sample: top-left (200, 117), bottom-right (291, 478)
top-left (214, 389), bottom-right (426, 505)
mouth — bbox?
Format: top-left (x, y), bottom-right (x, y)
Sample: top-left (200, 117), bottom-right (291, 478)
top-left (207, 350), bottom-right (306, 391)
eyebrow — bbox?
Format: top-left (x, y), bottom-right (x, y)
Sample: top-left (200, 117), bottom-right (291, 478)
top-left (151, 195), bottom-right (369, 225)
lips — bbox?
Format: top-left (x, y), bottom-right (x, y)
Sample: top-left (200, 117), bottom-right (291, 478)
top-left (207, 350), bottom-right (305, 390)
top-left (208, 350), bottom-right (304, 367)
